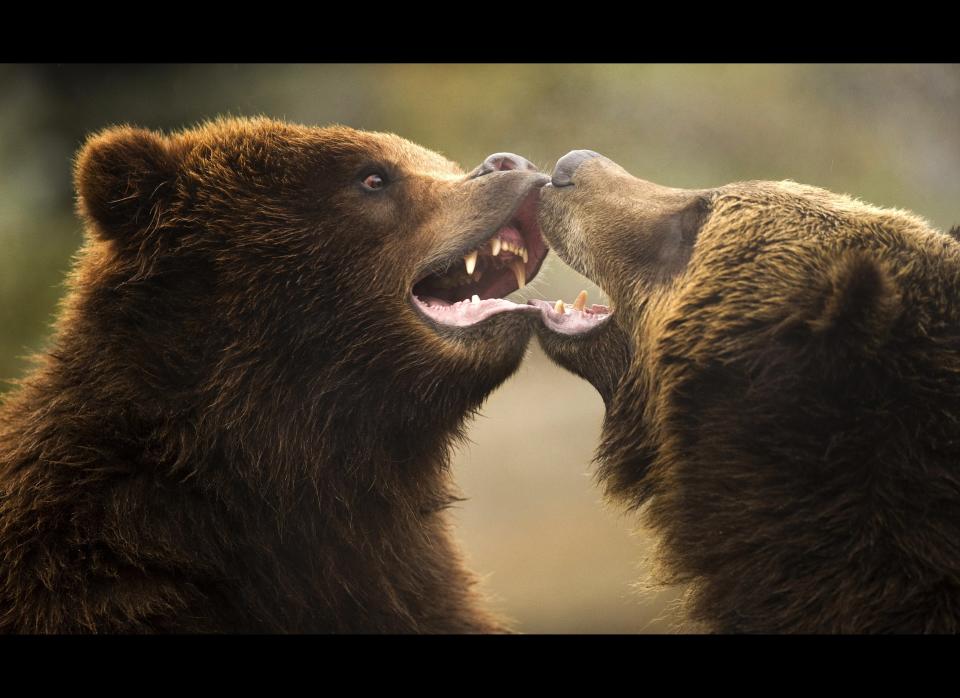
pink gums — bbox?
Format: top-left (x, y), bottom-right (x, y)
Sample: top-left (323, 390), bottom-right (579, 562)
top-left (528, 298), bottom-right (611, 335)
top-left (414, 296), bottom-right (537, 327)
top-left (496, 225), bottom-right (525, 249)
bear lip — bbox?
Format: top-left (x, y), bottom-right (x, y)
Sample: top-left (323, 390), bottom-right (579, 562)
top-left (410, 186), bottom-right (549, 328)
top-left (527, 298), bottom-right (612, 335)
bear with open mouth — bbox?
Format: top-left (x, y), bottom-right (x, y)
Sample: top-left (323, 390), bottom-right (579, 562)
top-left (0, 117), bottom-right (549, 633)
top-left (532, 150), bottom-right (960, 633)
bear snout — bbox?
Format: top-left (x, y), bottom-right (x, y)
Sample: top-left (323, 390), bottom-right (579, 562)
top-left (471, 152), bottom-right (539, 178)
top-left (550, 149), bottom-right (603, 187)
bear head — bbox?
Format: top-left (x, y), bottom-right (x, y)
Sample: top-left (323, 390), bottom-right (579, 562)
top-left (72, 118), bottom-right (550, 493)
top-left (532, 150), bottom-right (960, 632)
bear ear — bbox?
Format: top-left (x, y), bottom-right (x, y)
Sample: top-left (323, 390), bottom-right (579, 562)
top-left (74, 126), bottom-right (179, 243)
top-left (805, 249), bottom-right (902, 349)
top-left (948, 225), bottom-right (960, 242)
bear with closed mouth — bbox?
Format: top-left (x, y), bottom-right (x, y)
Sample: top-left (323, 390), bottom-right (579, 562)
top-left (532, 150), bottom-right (960, 633)
top-left (0, 117), bottom-right (549, 633)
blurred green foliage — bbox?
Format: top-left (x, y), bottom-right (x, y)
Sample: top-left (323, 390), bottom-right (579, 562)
top-left (1, 64), bottom-right (958, 632)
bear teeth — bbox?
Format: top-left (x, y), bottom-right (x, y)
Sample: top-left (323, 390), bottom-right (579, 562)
top-left (464, 237), bottom-right (527, 277)
top-left (573, 290), bottom-right (587, 311)
top-left (552, 291), bottom-right (590, 315)
top-left (512, 259), bottom-right (526, 289)
top-left (464, 250), bottom-right (478, 275)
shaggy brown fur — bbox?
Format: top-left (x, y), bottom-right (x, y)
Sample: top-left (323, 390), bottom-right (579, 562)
top-left (535, 152), bottom-right (960, 633)
top-left (0, 117), bottom-right (548, 633)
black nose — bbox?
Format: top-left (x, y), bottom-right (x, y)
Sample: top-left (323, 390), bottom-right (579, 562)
top-left (475, 152), bottom-right (538, 176)
top-left (551, 150), bottom-right (602, 187)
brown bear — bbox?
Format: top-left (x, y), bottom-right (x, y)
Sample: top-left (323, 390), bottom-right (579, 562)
top-left (531, 149), bottom-right (960, 633)
top-left (0, 117), bottom-right (550, 633)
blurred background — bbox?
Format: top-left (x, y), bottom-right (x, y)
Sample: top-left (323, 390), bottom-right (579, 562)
top-left (2, 64), bottom-right (958, 632)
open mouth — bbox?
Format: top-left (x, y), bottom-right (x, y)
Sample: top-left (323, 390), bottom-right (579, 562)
top-left (528, 290), bottom-right (611, 335)
top-left (411, 189), bottom-right (548, 327)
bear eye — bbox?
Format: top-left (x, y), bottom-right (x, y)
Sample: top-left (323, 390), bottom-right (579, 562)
top-left (361, 173), bottom-right (387, 191)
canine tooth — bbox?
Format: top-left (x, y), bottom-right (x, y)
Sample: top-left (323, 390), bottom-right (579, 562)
top-left (511, 259), bottom-right (526, 289)
top-left (554, 299), bottom-right (566, 314)
top-left (521, 247), bottom-right (528, 263)
top-left (491, 237), bottom-right (502, 256)
top-left (472, 294), bottom-right (480, 304)
top-left (573, 290), bottom-right (588, 311)
top-left (464, 250), bottom-right (478, 275)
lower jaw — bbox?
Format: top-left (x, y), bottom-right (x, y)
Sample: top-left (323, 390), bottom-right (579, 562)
top-left (412, 294), bottom-right (540, 328)
top-left (412, 294), bottom-right (613, 334)
top-left (527, 297), bottom-right (612, 335)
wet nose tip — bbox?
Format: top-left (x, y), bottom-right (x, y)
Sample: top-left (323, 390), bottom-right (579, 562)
top-left (479, 152), bottom-right (538, 174)
top-left (551, 150), bottom-right (602, 187)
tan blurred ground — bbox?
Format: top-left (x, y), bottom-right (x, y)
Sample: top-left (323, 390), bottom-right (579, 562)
top-left (2, 64), bottom-right (958, 632)
top-left (452, 340), bottom-right (684, 633)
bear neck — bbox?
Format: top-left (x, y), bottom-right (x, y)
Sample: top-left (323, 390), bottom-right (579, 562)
top-left (597, 331), bottom-right (960, 634)
top-left (0, 299), bottom-right (500, 633)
